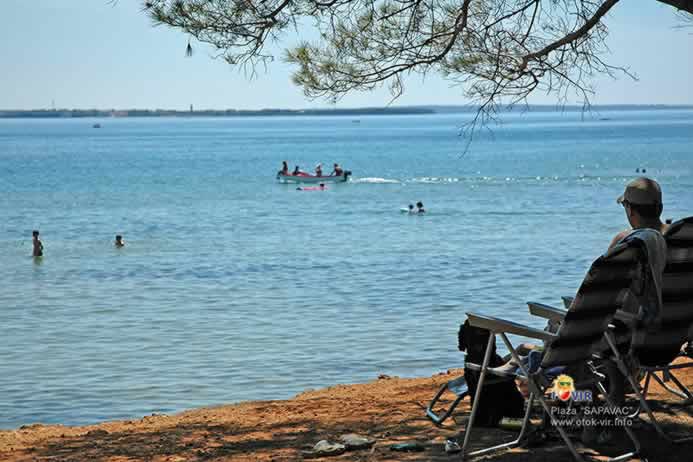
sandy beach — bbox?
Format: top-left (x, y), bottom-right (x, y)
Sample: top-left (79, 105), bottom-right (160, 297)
top-left (2, 361), bottom-right (693, 462)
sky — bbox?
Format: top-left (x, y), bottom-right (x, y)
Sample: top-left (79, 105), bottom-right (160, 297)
top-left (1, 0), bottom-right (691, 110)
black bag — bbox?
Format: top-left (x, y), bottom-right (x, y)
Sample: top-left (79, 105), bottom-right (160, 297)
top-left (458, 320), bottom-right (525, 426)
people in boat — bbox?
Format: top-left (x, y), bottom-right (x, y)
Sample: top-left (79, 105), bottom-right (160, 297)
top-left (416, 201), bottom-right (425, 214)
top-left (280, 161), bottom-right (289, 175)
top-left (332, 163), bottom-right (343, 176)
top-left (115, 235), bottom-right (125, 247)
top-left (293, 165), bottom-right (301, 175)
top-left (315, 164), bottom-right (323, 177)
top-left (32, 230), bottom-right (43, 257)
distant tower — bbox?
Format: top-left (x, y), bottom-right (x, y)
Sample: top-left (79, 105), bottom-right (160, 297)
top-left (190, 104), bottom-right (194, 113)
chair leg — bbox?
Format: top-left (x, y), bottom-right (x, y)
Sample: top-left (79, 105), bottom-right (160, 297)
top-left (426, 383), bottom-right (465, 425)
top-left (596, 379), bottom-right (641, 460)
top-left (667, 372), bottom-right (693, 403)
top-left (603, 334), bottom-right (671, 441)
top-left (604, 333), bottom-right (693, 444)
top-left (462, 334), bottom-right (537, 460)
top-left (498, 334), bottom-right (586, 462)
top-left (650, 370), bottom-right (693, 402)
top-left (627, 371), bottom-right (648, 419)
top-left (461, 334), bottom-right (495, 457)
top-left (642, 370), bottom-right (651, 400)
top-left (462, 394), bottom-right (536, 460)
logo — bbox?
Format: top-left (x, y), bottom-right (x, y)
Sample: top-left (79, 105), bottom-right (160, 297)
top-left (553, 375), bottom-right (575, 401)
top-left (551, 374), bottom-right (592, 402)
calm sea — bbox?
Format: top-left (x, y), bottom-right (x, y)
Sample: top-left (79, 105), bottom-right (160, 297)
top-left (1, 109), bottom-right (692, 428)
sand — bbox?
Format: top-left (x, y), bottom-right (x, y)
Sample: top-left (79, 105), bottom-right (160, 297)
top-left (2, 365), bottom-right (693, 462)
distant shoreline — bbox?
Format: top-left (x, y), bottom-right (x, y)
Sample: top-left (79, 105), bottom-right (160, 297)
top-left (1, 104), bottom-right (692, 119)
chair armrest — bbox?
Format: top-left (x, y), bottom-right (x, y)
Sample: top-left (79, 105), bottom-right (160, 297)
top-left (613, 310), bottom-right (639, 326)
top-left (466, 312), bottom-right (558, 342)
top-left (531, 299), bottom-right (636, 327)
top-left (527, 302), bottom-right (567, 321)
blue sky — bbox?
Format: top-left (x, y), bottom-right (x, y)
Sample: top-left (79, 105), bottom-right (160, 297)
top-left (1, 0), bottom-right (691, 110)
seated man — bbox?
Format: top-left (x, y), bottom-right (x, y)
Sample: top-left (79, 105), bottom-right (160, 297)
top-left (605, 177), bottom-right (668, 405)
top-left (502, 179), bottom-right (669, 405)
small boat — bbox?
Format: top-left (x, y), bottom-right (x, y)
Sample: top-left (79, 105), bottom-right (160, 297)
top-left (277, 171), bottom-right (351, 183)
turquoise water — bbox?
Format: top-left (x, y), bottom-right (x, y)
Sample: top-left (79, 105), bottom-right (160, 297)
top-left (1, 109), bottom-right (692, 428)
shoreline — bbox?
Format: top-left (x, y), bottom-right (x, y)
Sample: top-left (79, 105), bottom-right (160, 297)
top-left (2, 364), bottom-right (693, 461)
top-left (2, 104), bottom-right (692, 120)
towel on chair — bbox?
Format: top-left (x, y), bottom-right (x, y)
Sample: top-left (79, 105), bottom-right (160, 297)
top-left (621, 228), bottom-right (667, 328)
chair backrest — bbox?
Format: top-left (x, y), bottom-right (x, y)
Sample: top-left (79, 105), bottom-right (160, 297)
top-left (633, 217), bottom-right (693, 366)
top-left (541, 240), bottom-right (646, 368)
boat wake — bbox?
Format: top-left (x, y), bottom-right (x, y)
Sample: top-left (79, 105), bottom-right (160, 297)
top-left (351, 177), bottom-right (401, 184)
top-left (410, 177), bottom-right (462, 184)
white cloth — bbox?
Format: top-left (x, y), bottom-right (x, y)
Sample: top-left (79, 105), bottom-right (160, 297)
top-left (621, 228), bottom-right (667, 327)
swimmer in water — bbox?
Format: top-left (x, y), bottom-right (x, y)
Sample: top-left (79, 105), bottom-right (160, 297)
top-left (32, 230), bottom-right (43, 257)
top-left (408, 204), bottom-right (416, 214)
top-left (416, 201), bottom-right (425, 214)
top-left (115, 235), bottom-right (125, 247)
top-left (296, 183), bottom-right (327, 191)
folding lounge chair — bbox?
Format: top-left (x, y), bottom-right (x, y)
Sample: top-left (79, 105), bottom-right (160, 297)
top-left (637, 217), bottom-right (693, 405)
top-left (462, 237), bottom-right (647, 461)
top-left (530, 219), bottom-right (693, 440)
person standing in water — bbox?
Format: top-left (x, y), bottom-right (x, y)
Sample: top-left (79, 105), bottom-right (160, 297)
top-left (115, 235), bottom-right (125, 247)
top-left (32, 230), bottom-right (44, 257)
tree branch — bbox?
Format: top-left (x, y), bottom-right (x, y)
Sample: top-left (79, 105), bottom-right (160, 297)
top-left (656, 0), bottom-right (693, 15)
top-left (520, 0), bottom-right (620, 70)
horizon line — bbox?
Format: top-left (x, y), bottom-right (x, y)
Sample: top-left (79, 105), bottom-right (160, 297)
top-left (2, 103), bottom-right (693, 113)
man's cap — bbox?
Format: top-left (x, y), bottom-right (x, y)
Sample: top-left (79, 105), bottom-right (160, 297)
top-left (617, 177), bottom-right (662, 205)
